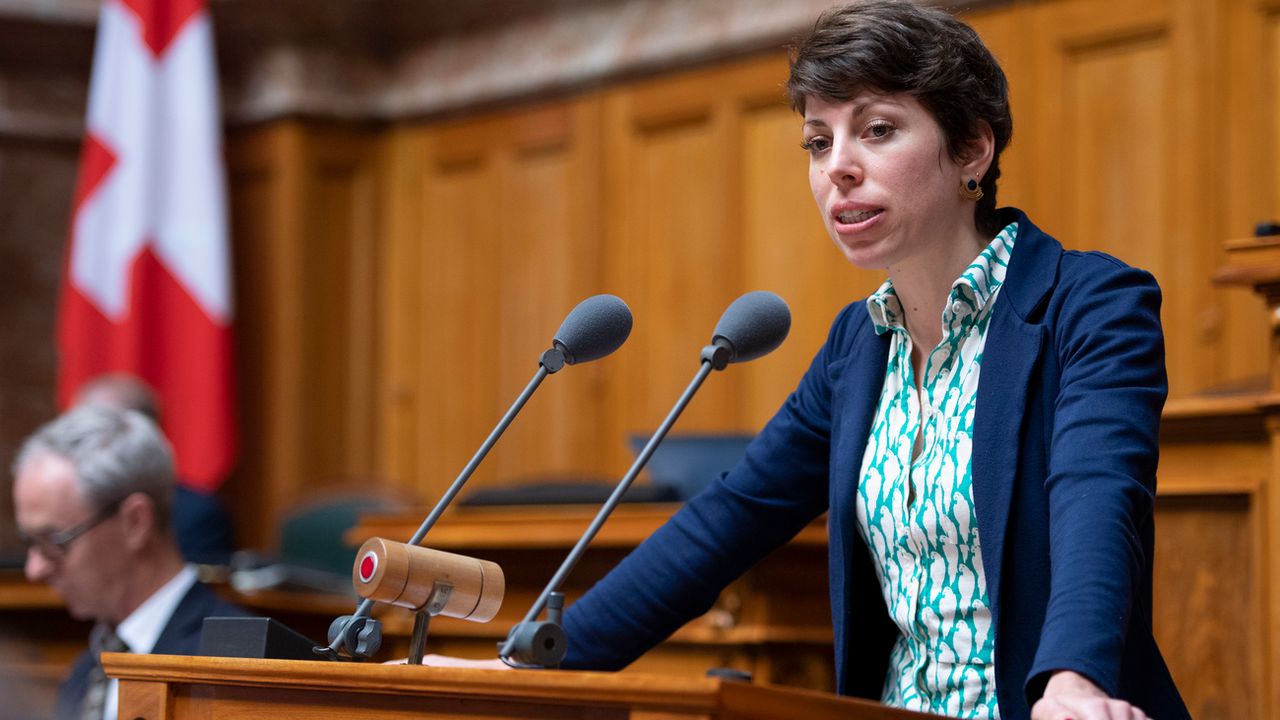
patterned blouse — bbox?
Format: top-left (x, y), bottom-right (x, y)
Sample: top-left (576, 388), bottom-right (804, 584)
top-left (855, 222), bottom-right (1018, 718)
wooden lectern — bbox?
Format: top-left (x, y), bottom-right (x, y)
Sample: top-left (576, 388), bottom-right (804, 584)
top-left (103, 653), bottom-right (939, 720)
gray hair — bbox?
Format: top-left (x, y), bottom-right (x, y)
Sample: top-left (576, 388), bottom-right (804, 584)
top-left (12, 405), bottom-right (176, 529)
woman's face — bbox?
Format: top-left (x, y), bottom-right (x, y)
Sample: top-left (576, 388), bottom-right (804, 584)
top-left (803, 91), bottom-right (978, 272)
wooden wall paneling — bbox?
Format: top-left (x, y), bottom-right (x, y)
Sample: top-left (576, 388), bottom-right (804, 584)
top-left (1218, 0), bottom-right (1280, 386)
top-left (378, 128), bottom-right (428, 493)
top-left (1159, 402), bottom-right (1268, 716)
top-left (413, 120), bottom-right (504, 499)
top-left (387, 99), bottom-right (606, 503)
top-left (1265, 0), bottom-right (1280, 219)
top-left (964, 3), bottom-right (1036, 214)
top-left (1217, 5), bottom-right (1279, 708)
top-left (1169, 0), bottom-right (1227, 392)
top-left (297, 126), bottom-right (382, 496)
top-left (601, 67), bottom-right (742, 462)
top-left (1259, 5), bottom-right (1280, 716)
top-left (1265, 410), bottom-right (1280, 720)
top-left (488, 100), bottom-right (609, 486)
top-left (1195, 2), bottom-right (1280, 710)
top-left (1028, 0), bottom-right (1218, 398)
top-left (1152, 493), bottom-right (1256, 720)
top-left (227, 122), bottom-right (307, 550)
top-left (1024, 0), bottom-right (1167, 248)
top-left (226, 122), bottom-right (380, 549)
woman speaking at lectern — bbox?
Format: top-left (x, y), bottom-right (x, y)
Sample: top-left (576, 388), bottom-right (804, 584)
top-left (555, 2), bottom-right (1192, 719)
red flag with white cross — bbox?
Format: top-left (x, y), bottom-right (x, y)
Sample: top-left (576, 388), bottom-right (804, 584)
top-left (57, 0), bottom-right (236, 491)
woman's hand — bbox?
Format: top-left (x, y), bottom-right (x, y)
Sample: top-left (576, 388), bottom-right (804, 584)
top-left (1031, 670), bottom-right (1150, 720)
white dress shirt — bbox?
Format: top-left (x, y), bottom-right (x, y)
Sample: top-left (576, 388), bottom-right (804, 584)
top-left (103, 564), bottom-right (198, 720)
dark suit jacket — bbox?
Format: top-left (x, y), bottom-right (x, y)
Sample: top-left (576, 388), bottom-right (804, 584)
top-left (561, 209), bottom-right (1190, 719)
top-left (173, 486), bottom-right (235, 566)
top-left (54, 580), bottom-right (248, 720)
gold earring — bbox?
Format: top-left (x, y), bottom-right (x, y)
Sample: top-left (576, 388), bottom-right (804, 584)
top-left (960, 178), bottom-right (984, 201)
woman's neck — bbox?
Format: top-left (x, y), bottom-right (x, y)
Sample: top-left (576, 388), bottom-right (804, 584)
top-left (889, 224), bottom-right (989, 362)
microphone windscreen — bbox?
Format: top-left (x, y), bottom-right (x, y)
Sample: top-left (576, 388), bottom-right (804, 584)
top-left (712, 291), bottom-right (790, 363)
top-left (553, 294), bottom-right (633, 364)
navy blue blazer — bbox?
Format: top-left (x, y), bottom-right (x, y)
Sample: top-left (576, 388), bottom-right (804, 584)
top-left (562, 209), bottom-right (1190, 719)
top-left (54, 581), bottom-right (249, 720)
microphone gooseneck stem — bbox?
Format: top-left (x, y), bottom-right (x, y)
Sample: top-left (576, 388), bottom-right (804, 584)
top-left (326, 362), bottom-right (552, 656)
top-left (499, 359), bottom-right (715, 660)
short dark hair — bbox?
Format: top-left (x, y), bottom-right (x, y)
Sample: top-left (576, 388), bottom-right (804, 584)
top-left (787, 0), bottom-right (1012, 235)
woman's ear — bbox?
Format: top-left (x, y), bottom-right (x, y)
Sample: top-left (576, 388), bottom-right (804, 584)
top-left (959, 120), bottom-right (996, 180)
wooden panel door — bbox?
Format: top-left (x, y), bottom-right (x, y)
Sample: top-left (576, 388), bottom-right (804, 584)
top-left (226, 121), bottom-right (382, 548)
top-left (601, 64), bottom-right (750, 454)
top-left (380, 100), bottom-right (607, 500)
top-left (227, 123), bottom-right (299, 549)
top-left (298, 126), bottom-right (383, 495)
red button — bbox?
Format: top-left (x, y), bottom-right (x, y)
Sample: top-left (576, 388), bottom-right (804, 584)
top-left (359, 552), bottom-right (377, 583)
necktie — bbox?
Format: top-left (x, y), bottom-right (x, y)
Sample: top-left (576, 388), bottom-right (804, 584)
top-left (80, 623), bottom-right (130, 720)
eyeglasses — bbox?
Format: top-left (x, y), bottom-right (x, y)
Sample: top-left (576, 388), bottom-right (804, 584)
top-left (17, 500), bottom-right (122, 562)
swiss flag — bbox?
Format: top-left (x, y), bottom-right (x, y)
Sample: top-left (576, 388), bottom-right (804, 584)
top-left (57, 0), bottom-right (235, 492)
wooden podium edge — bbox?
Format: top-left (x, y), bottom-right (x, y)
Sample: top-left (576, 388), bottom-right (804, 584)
top-left (102, 653), bottom-right (941, 719)
top-left (101, 653), bottom-right (723, 711)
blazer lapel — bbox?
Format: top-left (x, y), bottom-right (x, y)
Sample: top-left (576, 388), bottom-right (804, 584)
top-left (829, 330), bottom-right (891, 511)
top-left (152, 582), bottom-right (209, 654)
top-left (972, 303), bottom-right (1042, 625)
top-left (827, 320), bottom-right (890, 692)
top-left (971, 209), bottom-right (1058, 625)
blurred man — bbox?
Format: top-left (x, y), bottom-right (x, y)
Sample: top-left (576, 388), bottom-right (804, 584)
top-left (12, 405), bottom-right (246, 720)
top-left (74, 373), bottom-right (236, 565)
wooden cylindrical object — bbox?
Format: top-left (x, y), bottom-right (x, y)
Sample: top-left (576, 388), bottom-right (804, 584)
top-left (353, 537), bottom-right (504, 622)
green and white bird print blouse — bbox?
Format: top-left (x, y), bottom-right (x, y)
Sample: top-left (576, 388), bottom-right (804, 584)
top-left (856, 221), bottom-right (1017, 718)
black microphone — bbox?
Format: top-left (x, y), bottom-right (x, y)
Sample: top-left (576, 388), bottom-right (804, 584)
top-left (702, 290), bottom-right (792, 369)
top-left (498, 291), bottom-right (790, 668)
top-left (548, 293), bottom-right (634, 367)
top-left (320, 294), bottom-right (633, 661)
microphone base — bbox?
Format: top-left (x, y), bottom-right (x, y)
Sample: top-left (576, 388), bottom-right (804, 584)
top-left (499, 620), bottom-right (567, 669)
top-left (325, 614), bottom-right (383, 660)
